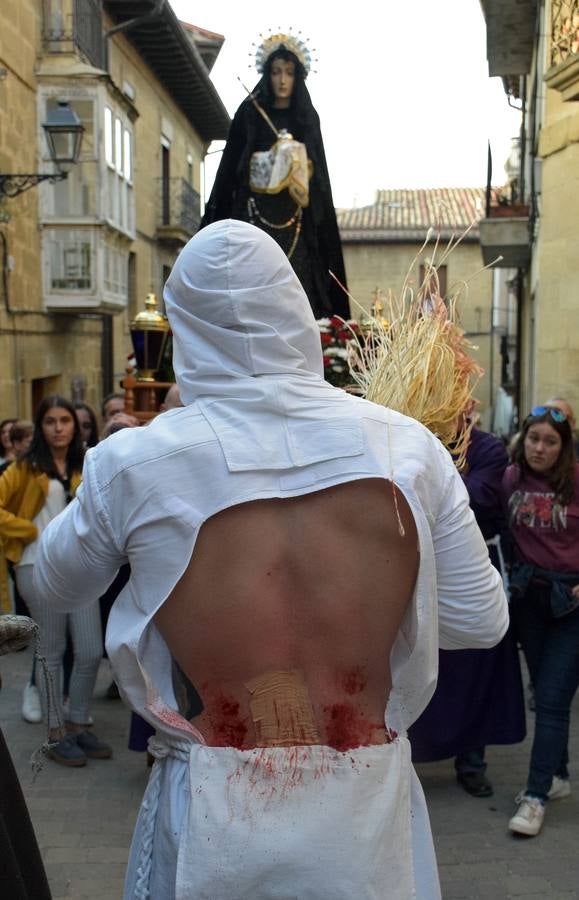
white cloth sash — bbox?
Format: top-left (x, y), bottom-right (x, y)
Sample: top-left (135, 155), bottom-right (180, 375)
top-left (126, 734), bottom-right (417, 900)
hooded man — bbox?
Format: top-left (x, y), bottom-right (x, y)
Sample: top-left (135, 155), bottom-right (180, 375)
top-left (34, 220), bottom-right (507, 900)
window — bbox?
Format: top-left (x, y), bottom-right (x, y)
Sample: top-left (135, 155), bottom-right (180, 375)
top-left (48, 229), bottom-right (94, 291)
top-left (44, 97), bottom-right (96, 219)
top-left (104, 104), bottom-right (134, 236)
top-left (51, 167), bottom-right (93, 217)
top-left (105, 106), bottom-right (113, 166)
top-left (114, 116), bottom-right (123, 173)
top-left (123, 130), bottom-right (132, 182)
top-left (104, 241), bottom-right (128, 300)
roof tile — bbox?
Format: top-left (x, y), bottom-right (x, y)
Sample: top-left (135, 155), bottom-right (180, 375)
top-left (337, 187), bottom-right (497, 242)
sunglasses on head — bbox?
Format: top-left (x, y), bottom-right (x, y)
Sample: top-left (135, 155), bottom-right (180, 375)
top-left (530, 405), bottom-right (568, 423)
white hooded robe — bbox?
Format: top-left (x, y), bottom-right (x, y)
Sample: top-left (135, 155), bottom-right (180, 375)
top-left (34, 220), bottom-right (507, 899)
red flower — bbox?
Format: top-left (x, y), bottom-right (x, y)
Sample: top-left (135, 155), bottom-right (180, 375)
top-left (322, 355), bottom-right (332, 367)
top-left (320, 332), bottom-right (333, 346)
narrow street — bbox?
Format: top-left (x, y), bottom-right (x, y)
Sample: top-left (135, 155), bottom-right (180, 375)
top-left (2, 646), bottom-right (578, 899)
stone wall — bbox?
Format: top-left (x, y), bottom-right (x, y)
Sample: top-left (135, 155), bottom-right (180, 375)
top-left (533, 86), bottom-right (579, 413)
top-left (104, 20), bottom-right (208, 388)
top-left (0, 0), bottom-right (102, 418)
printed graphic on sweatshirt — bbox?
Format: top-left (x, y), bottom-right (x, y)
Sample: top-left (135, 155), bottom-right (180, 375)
top-left (508, 490), bottom-right (567, 531)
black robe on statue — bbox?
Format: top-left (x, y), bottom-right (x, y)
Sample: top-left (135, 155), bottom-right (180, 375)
top-left (200, 98), bottom-right (349, 320)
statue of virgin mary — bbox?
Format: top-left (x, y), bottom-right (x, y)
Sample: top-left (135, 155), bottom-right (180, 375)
top-left (200, 32), bottom-right (349, 319)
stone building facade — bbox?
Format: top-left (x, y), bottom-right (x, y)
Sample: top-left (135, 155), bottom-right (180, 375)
top-left (480, 0), bottom-right (579, 419)
top-left (0, 0), bottom-right (229, 419)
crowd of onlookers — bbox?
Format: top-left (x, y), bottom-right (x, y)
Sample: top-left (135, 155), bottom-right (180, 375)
top-left (0, 387), bottom-right (578, 841)
top-left (0, 385), bottom-right (182, 767)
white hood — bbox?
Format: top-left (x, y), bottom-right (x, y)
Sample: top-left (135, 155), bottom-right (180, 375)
top-left (164, 220), bottom-right (363, 471)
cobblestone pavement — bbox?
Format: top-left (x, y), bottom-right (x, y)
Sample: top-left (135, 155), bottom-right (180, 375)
top-left (2, 647), bottom-right (578, 899)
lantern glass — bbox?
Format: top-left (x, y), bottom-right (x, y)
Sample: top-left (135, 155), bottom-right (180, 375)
top-left (130, 293), bottom-right (170, 381)
top-left (130, 329), bottom-right (169, 382)
top-left (43, 101), bottom-right (84, 171)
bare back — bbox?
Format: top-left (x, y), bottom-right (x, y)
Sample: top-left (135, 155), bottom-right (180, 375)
top-left (155, 478), bottom-right (418, 751)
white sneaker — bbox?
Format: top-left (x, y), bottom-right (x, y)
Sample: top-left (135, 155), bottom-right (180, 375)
top-left (21, 682), bottom-right (42, 723)
top-left (509, 795), bottom-right (545, 836)
top-left (548, 776), bottom-right (571, 800)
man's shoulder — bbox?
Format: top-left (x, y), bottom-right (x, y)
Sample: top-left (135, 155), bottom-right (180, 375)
top-left (88, 407), bottom-right (216, 487)
top-left (352, 395), bottom-right (431, 433)
top-left (358, 399), bottom-right (448, 454)
top-left (351, 398), bottom-right (452, 488)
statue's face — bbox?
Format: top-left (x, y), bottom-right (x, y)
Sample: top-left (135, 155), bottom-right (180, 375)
top-left (270, 57), bottom-right (295, 108)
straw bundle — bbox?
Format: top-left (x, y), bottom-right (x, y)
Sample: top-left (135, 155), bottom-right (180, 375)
top-left (339, 229), bottom-right (485, 470)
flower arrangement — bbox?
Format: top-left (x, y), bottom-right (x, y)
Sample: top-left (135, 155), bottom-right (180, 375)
top-left (317, 316), bottom-right (361, 388)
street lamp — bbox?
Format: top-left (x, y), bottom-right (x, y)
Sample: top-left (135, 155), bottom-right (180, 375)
top-left (0, 101), bottom-right (84, 199)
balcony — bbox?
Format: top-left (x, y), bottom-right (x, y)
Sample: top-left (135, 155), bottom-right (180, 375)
top-left (479, 204), bottom-right (532, 269)
top-left (544, 0), bottom-right (579, 101)
top-left (479, 144), bottom-right (532, 269)
top-left (43, 0), bottom-right (106, 69)
top-left (479, 0), bottom-right (538, 77)
top-left (42, 227), bottom-right (128, 312)
top-left (156, 178), bottom-right (200, 245)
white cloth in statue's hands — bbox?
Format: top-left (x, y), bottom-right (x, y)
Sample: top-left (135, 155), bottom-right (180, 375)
top-left (250, 135), bottom-right (311, 207)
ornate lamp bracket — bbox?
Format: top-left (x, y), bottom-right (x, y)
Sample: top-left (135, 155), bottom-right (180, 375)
top-left (0, 171), bottom-right (67, 199)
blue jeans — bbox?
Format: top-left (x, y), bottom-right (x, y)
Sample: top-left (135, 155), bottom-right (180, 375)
top-left (512, 581), bottom-right (579, 801)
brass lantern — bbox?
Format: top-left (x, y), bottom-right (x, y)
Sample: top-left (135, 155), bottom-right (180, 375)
top-left (130, 293), bottom-right (169, 381)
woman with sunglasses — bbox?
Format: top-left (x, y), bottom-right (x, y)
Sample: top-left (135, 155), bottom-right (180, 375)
top-left (0, 395), bottom-right (112, 766)
top-left (503, 405), bottom-right (579, 836)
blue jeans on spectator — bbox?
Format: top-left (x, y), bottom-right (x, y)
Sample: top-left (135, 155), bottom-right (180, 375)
top-left (512, 581), bottom-right (579, 801)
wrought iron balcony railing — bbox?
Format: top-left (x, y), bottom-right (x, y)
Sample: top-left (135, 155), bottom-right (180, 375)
top-left (43, 0), bottom-right (105, 69)
top-left (157, 177), bottom-right (201, 242)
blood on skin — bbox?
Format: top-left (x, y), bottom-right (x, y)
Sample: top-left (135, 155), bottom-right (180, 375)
top-left (324, 702), bottom-right (392, 752)
top-left (209, 692), bottom-right (249, 749)
top-left (340, 665), bottom-right (368, 695)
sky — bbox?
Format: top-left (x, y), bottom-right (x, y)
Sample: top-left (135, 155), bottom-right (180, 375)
top-left (169, 0), bottom-right (522, 209)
